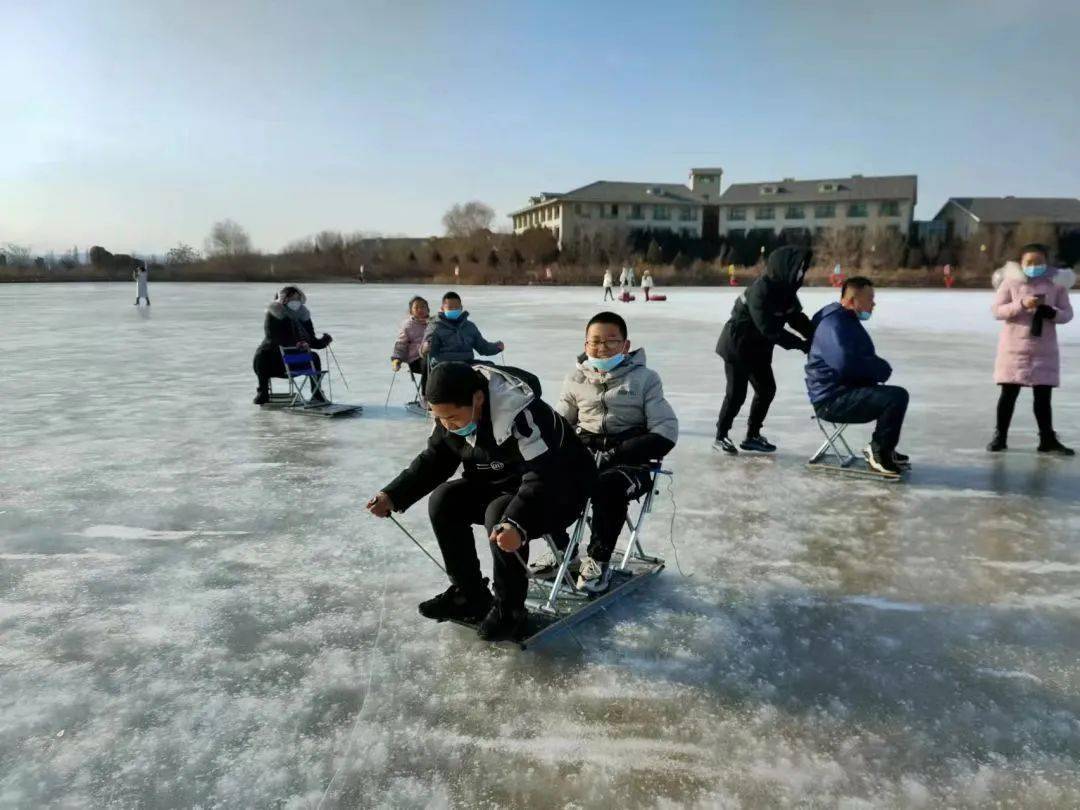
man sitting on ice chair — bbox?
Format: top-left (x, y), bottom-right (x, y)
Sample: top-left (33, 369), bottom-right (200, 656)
top-left (542, 311), bottom-right (679, 594)
top-left (805, 277), bottom-right (910, 476)
top-left (367, 362), bottom-right (596, 641)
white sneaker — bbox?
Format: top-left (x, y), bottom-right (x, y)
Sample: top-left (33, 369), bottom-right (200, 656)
top-left (529, 547), bottom-right (579, 579)
top-left (575, 556), bottom-right (612, 594)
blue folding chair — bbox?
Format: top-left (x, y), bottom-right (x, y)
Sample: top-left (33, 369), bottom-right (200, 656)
top-left (277, 345), bottom-right (330, 408)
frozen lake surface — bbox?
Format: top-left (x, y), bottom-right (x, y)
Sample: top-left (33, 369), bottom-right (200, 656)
top-left (2, 282), bottom-right (1079, 808)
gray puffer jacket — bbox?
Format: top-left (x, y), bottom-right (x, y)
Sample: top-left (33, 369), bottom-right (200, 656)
top-left (556, 348), bottom-right (678, 465)
top-left (423, 311), bottom-right (501, 364)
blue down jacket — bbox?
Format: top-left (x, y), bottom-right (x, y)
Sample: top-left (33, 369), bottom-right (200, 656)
top-left (804, 302), bottom-right (891, 404)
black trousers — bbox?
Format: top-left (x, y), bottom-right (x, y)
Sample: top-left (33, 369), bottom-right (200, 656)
top-left (603, 286), bottom-right (615, 301)
top-left (587, 466), bottom-right (653, 564)
top-left (996, 383), bottom-right (1053, 436)
top-left (407, 357), bottom-right (428, 397)
top-left (253, 347), bottom-right (322, 392)
top-left (716, 358), bottom-right (776, 439)
top-left (815, 385), bottom-right (909, 453)
top-left (428, 477), bottom-right (588, 609)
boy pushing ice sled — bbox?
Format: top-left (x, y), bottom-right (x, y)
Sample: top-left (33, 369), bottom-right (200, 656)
top-left (367, 361), bottom-right (596, 642)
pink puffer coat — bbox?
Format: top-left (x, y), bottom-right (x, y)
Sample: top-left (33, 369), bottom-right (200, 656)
top-left (991, 262), bottom-right (1075, 387)
top-left (391, 316), bottom-right (428, 363)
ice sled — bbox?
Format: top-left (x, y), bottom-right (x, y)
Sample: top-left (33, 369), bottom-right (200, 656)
top-left (450, 465), bottom-right (672, 650)
top-left (806, 416), bottom-right (903, 482)
top-left (646, 294), bottom-right (667, 302)
top-left (264, 346), bottom-right (363, 418)
top-left (403, 370), bottom-right (432, 418)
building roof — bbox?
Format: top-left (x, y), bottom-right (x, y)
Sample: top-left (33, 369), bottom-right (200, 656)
top-left (510, 180), bottom-right (704, 216)
top-left (717, 174), bottom-right (917, 206)
top-left (936, 197), bottom-right (1080, 224)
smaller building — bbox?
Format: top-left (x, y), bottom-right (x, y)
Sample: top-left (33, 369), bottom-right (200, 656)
top-left (716, 174), bottom-right (917, 241)
top-left (932, 197), bottom-right (1080, 241)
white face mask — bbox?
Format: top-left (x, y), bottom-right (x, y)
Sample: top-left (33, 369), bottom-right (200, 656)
top-left (286, 300), bottom-right (302, 311)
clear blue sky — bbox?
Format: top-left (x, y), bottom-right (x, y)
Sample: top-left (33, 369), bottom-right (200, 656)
top-left (3, 0), bottom-right (1079, 256)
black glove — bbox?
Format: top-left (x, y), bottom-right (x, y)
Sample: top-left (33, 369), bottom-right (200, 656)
top-left (323, 333), bottom-right (333, 345)
top-left (1035, 304), bottom-right (1056, 320)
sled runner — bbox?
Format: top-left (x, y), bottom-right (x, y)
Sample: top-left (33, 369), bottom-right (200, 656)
top-left (403, 370), bottom-right (432, 417)
top-left (806, 416), bottom-right (901, 481)
top-left (265, 346), bottom-right (363, 417)
top-left (450, 466), bottom-right (671, 650)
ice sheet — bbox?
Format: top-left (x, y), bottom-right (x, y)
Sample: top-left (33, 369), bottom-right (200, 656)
top-left (1, 282), bottom-right (1078, 807)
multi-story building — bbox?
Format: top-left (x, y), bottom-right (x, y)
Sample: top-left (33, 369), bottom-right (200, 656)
top-left (510, 168), bottom-right (723, 249)
top-left (932, 197), bottom-right (1080, 241)
top-left (716, 174), bottom-right (917, 241)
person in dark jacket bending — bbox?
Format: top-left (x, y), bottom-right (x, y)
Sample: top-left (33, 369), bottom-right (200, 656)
top-left (252, 286), bottom-right (333, 405)
top-left (805, 276), bottom-right (910, 476)
top-left (366, 362), bottom-right (596, 641)
top-left (714, 245), bottom-right (814, 454)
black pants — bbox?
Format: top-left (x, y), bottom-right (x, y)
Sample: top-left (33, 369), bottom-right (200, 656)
top-left (815, 385), bottom-right (909, 453)
top-left (587, 466), bottom-right (653, 564)
top-left (407, 357), bottom-right (428, 397)
top-left (716, 358), bottom-right (776, 439)
top-left (253, 347), bottom-right (322, 392)
top-left (996, 383), bottom-right (1053, 436)
top-left (428, 477), bottom-right (588, 609)
top-left (603, 286), bottom-right (615, 301)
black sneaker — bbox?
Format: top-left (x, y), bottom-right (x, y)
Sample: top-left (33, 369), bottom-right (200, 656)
top-left (712, 435), bottom-right (738, 455)
top-left (864, 443), bottom-right (901, 476)
top-left (1038, 434), bottom-right (1075, 456)
top-left (253, 389), bottom-right (270, 405)
top-left (477, 603), bottom-right (529, 642)
top-left (418, 582), bottom-right (493, 623)
top-left (892, 449), bottom-right (912, 469)
top-left (987, 431), bottom-right (1007, 452)
top-left (740, 435), bottom-right (777, 453)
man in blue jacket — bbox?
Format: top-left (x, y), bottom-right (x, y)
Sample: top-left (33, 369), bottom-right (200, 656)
top-left (805, 277), bottom-right (910, 476)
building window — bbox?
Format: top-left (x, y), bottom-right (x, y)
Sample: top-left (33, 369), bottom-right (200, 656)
top-left (814, 203), bottom-right (836, 219)
top-left (756, 206), bottom-right (775, 221)
top-left (653, 205), bottom-right (671, 221)
top-left (679, 206), bottom-right (695, 221)
top-left (847, 203), bottom-right (868, 218)
top-left (630, 204), bottom-right (643, 220)
top-left (610, 204), bottom-right (619, 218)
top-left (728, 206), bottom-right (747, 222)
top-left (575, 203), bottom-right (590, 218)
top-left (879, 201), bottom-right (900, 217)
top-left (785, 205), bottom-right (805, 220)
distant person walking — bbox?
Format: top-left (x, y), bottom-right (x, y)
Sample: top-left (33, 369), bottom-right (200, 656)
top-left (987, 243), bottom-right (1075, 455)
top-left (359, 264), bottom-right (366, 283)
top-left (134, 263), bottom-right (150, 306)
top-left (626, 265), bottom-right (637, 289)
top-left (602, 269), bottom-right (615, 301)
top-left (641, 270), bottom-right (655, 301)
top-left (618, 266), bottom-right (629, 295)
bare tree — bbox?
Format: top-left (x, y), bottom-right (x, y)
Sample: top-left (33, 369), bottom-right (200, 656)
top-left (442, 201), bottom-right (495, 238)
top-left (165, 242), bottom-right (201, 264)
top-left (1, 242), bottom-right (33, 267)
top-left (204, 219), bottom-right (252, 257)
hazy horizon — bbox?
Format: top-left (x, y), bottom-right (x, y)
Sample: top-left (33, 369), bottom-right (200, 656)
top-left (3, 0), bottom-right (1079, 256)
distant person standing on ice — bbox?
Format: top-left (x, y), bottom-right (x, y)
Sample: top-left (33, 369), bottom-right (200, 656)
top-left (987, 243), bottom-right (1075, 455)
top-left (641, 270), bottom-right (655, 301)
top-left (713, 245), bottom-right (813, 454)
top-left (133, 262), bottom-right (150, 306)
top-left (423, 291), bottom-right (504, 369)
top-left (392, 295), bottom-right (431, 396)
top-left (626, 265), bottom-right (636, 288)
top-left (251, 286), bottom-right (332, 405)
top-left (602, 268), bottom-right (615, 301)
top-left (618, 265), bottom-right (629, 295)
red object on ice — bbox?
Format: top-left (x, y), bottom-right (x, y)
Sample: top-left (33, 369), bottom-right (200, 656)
top-left (647, 294), bottom-right (667, 302)
top-left (619, 292), bottom-right (636, 302)
top-left (944, 276), bottom-right (955, 288)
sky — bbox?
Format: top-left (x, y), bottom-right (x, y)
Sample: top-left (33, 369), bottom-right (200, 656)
top-left (3, 0), bottom-right (1079, 256)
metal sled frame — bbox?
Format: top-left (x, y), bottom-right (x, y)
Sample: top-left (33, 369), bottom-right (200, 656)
top-left (268, 346), bottom-right (363, 417)
top-left (807, 416), bottom-right (900, 481)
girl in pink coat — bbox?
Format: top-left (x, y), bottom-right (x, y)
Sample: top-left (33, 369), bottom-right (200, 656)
top-left (988, 243), bottom-right (1075, 454)
top-left (391, 296), bottom-right (431, 400)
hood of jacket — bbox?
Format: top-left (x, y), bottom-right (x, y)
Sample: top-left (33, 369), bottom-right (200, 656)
top-left (267, 300), bottom-right (311, 321)
top-left (992, 261), bottom-right (1077, 290)
top-left (764, 245), bottom-right (813, 289)
top-left (574, 347), bottom-right (647, 383)
top-left (473, 364), bottom-right (535, 445)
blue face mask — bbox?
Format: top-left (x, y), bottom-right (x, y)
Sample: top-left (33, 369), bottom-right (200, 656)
top-left (443, 309), bottom-right (463, 320)
top-left (588, 353), bottom-right (625, 373)
top-left (857, 310), bottom-right (872, 322)
top-left (1023, 265), bottom-right (1048, 279)
top-left (449, 421), bottom-right (477, 437)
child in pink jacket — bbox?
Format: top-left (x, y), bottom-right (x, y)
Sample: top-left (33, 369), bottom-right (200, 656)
top-left (989, 243), bottom-right (1075, 454)
top-left (391, 296), bottom-right (430, 399)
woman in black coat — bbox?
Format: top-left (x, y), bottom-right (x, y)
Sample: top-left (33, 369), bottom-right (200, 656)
top-left (252, 286), bottom-right (333, 404)
top-left (713, 246), bottom-right (813, 453)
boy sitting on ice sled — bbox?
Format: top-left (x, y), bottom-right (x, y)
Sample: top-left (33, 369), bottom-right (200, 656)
top-left (537, 311), bottom-right (678, 594)
top-left (367, 361), bottom-right (596, 641)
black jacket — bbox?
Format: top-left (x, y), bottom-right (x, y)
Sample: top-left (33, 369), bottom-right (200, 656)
top-left (382, 365), bottom-right (596, 541)
top-left (257, 302), bottom-right (330, 354)
top-left (716, 246), bottom-right (814, 364)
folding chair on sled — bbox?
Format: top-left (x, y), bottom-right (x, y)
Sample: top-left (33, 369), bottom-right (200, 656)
top-left (403, 369), bottom-right (431, 418)
top-left (467, 464), bottom-right (671, 650)
top-left (266, 345), bottom-right (363, 418)
top-left (807, 415), bottom-right (899, 481)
